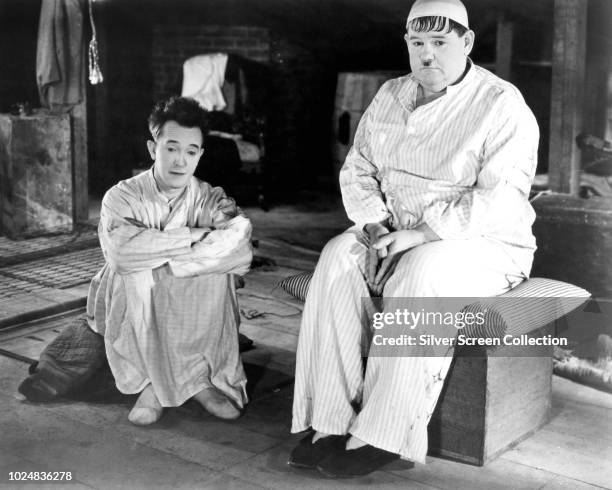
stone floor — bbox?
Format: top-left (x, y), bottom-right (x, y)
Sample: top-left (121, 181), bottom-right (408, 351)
top-left (0, 200), bottom-right (611, 489)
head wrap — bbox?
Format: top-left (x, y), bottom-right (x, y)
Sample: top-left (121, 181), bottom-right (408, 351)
top-left (406, 0), bottom-right (469, 29)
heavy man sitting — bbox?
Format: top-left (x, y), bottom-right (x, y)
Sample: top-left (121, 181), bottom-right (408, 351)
top-left (289, 0), bottom-right (539, 478)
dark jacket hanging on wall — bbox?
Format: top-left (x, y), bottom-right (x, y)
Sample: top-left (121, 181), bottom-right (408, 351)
top-left (36, 0), bottom-right (84, 110)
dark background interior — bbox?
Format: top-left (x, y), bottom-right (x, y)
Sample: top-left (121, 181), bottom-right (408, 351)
top-left (1, 0), bottom-right (610, 204)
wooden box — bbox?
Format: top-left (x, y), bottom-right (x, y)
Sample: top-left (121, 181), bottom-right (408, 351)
top-left (0, 113), bottom-right (73, 237)
top-left (428, 340), bottom-right (553, 466)
top-left (532, 194), bottom-right (612, 299)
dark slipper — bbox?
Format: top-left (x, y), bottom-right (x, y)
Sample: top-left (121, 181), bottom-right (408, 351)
top-left (316, 443), bottom-right (399, 478)
top-left (288, 432), bottom-right (349, 469)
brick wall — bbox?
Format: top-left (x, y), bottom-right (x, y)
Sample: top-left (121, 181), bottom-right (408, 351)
top-left (152, 25), bottom-right (270, 100)
top-left (151, 25), bottom-right (335, 196)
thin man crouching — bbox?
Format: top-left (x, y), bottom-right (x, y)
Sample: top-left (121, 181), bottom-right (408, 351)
top-left (87, 96), bottom-right (252, 425)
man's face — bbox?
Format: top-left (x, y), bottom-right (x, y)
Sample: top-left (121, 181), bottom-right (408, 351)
top-left (147, 121), bottom-right (204, 197)
top-left (405, 25), bottom-right (474, 95)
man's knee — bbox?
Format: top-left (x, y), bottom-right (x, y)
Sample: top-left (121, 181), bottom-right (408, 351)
top-left (319, 229), bottom-right (365, 267)
top-left (384, 242), bottom-right (463, 296)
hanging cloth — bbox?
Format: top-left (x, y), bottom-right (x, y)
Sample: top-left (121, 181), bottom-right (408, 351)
top-left (36, 0), bottom-right (84, 110)
top-left (87, 0), bottom-right (103, 85)
top-left (181, 53), bottom-right (228, 111)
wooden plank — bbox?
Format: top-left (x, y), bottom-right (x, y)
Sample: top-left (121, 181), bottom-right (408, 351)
top-left (71, 99), bottom-right (89, 224)
top-left (484, 353), bottom-right (552, 459)
top-left (502, 426), bottom-right (612, 488)
top-left (495, 14), bottom-right (514, 81)
top-left (553, 374), bottom-right (612, 410)
top-left (0, 294), bottom-right (86, 330)
top-left (548, 0), bottom-right (587, 194)
top-left (546, 396), bottom-right (612, 445)
top-left (429, 353), bottom-right (487, 464)
top-left (0, 335), bottom-right (46, 361)
top-left (0, 391), bottom-right (225, 488)
top-left (540, 475), bottom-right (606, 489)
top-left (390, 455), bottom-right (558, 490)
top-left (582, 0), bottom-right (612, 140)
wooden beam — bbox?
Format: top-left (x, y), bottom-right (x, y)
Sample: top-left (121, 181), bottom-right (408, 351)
top-left (495, 13), bottom-right (514, 81)
top-left (71, 85), bottom-right (88, 224)
top-left (548, 0), bottom-right (587, 195)
top-left (71, 0), bottom-right (89, 224)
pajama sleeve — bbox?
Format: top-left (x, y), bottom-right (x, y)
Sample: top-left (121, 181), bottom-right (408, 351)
top-left (98, 184), bottom-right (193, 274)
top-left (168, 184), bottom-right (253, 278)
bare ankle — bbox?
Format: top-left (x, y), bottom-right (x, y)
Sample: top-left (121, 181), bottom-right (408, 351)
top-left (312, 431), bottom-right (334, 443)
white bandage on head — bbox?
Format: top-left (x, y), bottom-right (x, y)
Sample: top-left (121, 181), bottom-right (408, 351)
top-left (406, 0), bottom-right (469, 29)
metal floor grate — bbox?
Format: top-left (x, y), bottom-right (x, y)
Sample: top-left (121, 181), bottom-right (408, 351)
top-left (0, 229), bottom-right (97, 256)
top-left (0, 247), bottom-right (105, 293)
top-left (0, 275), bottom-right (52, 300)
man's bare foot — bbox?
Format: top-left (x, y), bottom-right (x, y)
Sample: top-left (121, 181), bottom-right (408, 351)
top-left (345, 435), bottom-right (367, 450)
top-left (193, 387), bottom-right (241, 420)
top-left (128, 384), bottom-right (163, 426)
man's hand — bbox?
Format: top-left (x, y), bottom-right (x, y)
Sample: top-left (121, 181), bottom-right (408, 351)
top-left (363, 222), bottom-right (389, 289)
top-left (367, 223), bottom-right (440, 295)
top-left (373, 223), bottom-right (440, 256)
top-left (370, 253), bottom-right (402, 296)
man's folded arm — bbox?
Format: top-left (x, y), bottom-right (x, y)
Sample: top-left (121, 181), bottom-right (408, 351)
top-left (164, 184), bottom-right (252, 277)
top-left (168, 215), bottom-right (253, 277)
top-left (99, 189), bottom-right (194, 274)
top-left (422, 92), bottom-right (539, 244)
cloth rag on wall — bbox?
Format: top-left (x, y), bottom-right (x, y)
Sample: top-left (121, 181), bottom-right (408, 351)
top-left (36, 0), bottom-right (84, 110)
top-left (182, 53), bottom-right (228, 111)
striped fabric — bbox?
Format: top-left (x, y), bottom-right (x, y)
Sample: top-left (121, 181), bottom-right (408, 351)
top-left (87, 169), bottom-right (251, 408)
top-left (278, 271), bottom-right (313, 302)
top-left (280, 272), bottom-right (590, 339)
top-left (340, 60), bottom-right (539, 276)
top-left (291, 229), bottom-right (528, 464)
top-left (292, 61), bottom-right (545, 464)
top-left (462, 278), bottom-right (590, 339)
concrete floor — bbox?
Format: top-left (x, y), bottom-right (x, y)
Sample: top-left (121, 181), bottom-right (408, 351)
top-left (1, 198), bottom-right (611, 489)
top-left (2, 351), bottom-right (611, 489)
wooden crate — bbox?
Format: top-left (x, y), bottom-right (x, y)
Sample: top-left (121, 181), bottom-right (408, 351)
top-left (0, 113), bottom-right (73, 237)
top-left (428, 340), bottom-right (553, 466)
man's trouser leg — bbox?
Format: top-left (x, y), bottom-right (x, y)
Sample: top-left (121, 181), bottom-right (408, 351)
top-left (349, 238), bottom-right (525, 463)
top-left (291, 228), bottom-right (371, 435)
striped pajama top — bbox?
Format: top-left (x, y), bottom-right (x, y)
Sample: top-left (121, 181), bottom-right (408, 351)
top-left (339, 61), bottom-right (540, 275)
top-left (86, 170), bottom-right (252, 406)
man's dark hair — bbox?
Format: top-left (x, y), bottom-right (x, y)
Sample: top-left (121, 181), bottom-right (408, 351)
top-left (408, 16), bottom-right (469, 37)
top-left (148, 96), bottom-right (209, 142)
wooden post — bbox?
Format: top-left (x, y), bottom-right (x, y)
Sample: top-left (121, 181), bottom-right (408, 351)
top-left (91, 0), bottom-right (109, 195)
top-left (71, 100), bottom-right (88, 224)
top-left (495, 13), bottom-right (514, 82)
top-left (548, 0), bottom-right (587, 195)
top-left (71, 0), bottom-right (89, 224)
